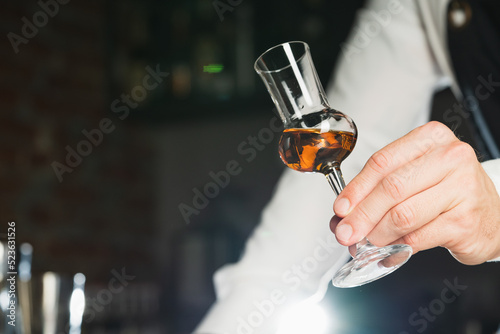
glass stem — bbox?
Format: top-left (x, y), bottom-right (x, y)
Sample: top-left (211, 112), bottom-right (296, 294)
top-left (325, 164), bottom-right (345, 197)
top-left (325, 165), bottom-right (376, 255)
top-left (353, 237), bottom-right (377, 255)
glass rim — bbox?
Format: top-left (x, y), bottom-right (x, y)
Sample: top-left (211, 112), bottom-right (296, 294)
top-left (254, 41), bottom-right (309, 74)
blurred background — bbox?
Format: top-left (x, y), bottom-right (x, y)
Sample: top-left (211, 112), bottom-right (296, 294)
top-left (1, 0), bottom-right (499, 333)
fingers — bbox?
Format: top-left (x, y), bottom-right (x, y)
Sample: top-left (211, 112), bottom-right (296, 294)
top-left (329, 215), bottom-right (341, 233)
top-left (334, 122), bottom-right (456, 218)
top-left (334, 141), bottom-right (459, 246)
top-left (330, 216), bottom-right (357, 257)
top-left (389, 211), bottom-right (462, 258)
top-left (365, 175), bottom-right (460, 246)
top-left (348, 244), bottom-right (357, 257)
top-left (329, 120), bottom-right (500, 264)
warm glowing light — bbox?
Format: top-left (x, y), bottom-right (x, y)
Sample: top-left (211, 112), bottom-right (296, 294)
top-left (276, 302), bottom-right (329, 334)
top-left (43, 272), bottom-right (60, 334)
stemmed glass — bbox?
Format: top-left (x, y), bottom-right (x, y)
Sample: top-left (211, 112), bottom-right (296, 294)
top-left (254, 41), bottom-right (412, 287)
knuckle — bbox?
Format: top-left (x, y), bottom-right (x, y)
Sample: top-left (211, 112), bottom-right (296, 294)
top-left (445, 141), bottom-right (476, 163)
top-left (445, 205), bottom-right (468, 228)
top-left (402, 231), bottom-right (421, 249)
top-left (368, 150), bottom-right (393, 174)
top-left (458, 203), bottom-right (480, 227)
top-left (424, 120), bottom-right (448, 133)
top-left (460, 174), bottom-right (481, 196)
top-left (354, 205), bottom-right (372, 227)
top-left (423, 121), bottom-right (454, 142)
top-left (381, 174), bottom-right (406, 200)
top-left (462, 143), bottom-right (477, 160)
top-left (390, 203), bottom-right (415, 232)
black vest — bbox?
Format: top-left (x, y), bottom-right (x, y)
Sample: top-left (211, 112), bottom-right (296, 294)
top-left (447, 0), bottom-right (500, 160)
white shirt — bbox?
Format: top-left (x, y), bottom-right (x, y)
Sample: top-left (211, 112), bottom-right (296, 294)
top-left (194, 0), bottom-right (500, 332)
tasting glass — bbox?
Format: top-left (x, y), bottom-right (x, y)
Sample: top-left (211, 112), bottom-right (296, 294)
top-left (254, 41), bottom-right (412, 287)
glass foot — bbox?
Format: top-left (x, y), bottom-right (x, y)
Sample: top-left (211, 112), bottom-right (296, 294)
top-left (332, 243), bottom-right (412, 288)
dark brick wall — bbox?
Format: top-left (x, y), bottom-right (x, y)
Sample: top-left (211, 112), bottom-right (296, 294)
top-left (0, 1), bottom-right (157, 283)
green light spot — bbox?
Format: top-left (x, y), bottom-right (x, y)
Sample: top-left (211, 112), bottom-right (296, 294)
top-left (203, 64), bottom-right (224, 73)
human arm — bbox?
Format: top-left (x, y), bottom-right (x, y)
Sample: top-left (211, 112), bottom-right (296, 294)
top-left (194, 0), bottom-right (448, 332)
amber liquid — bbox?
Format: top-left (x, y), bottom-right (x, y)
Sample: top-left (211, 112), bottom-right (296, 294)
top-left (279, 128), bottom-right (356, 174)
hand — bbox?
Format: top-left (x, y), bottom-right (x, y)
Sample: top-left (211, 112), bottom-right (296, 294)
top-left (330, 121), bottom-right (500, 265)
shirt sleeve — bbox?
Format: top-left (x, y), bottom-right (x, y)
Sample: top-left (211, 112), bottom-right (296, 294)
top-left (481, 159), bottom-right (500, 262)
top-left (193, 1), bottom-right (445, 333)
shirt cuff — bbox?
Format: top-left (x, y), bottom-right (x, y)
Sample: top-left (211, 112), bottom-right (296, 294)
top-left (481, 158), bottom-right (500, 263)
